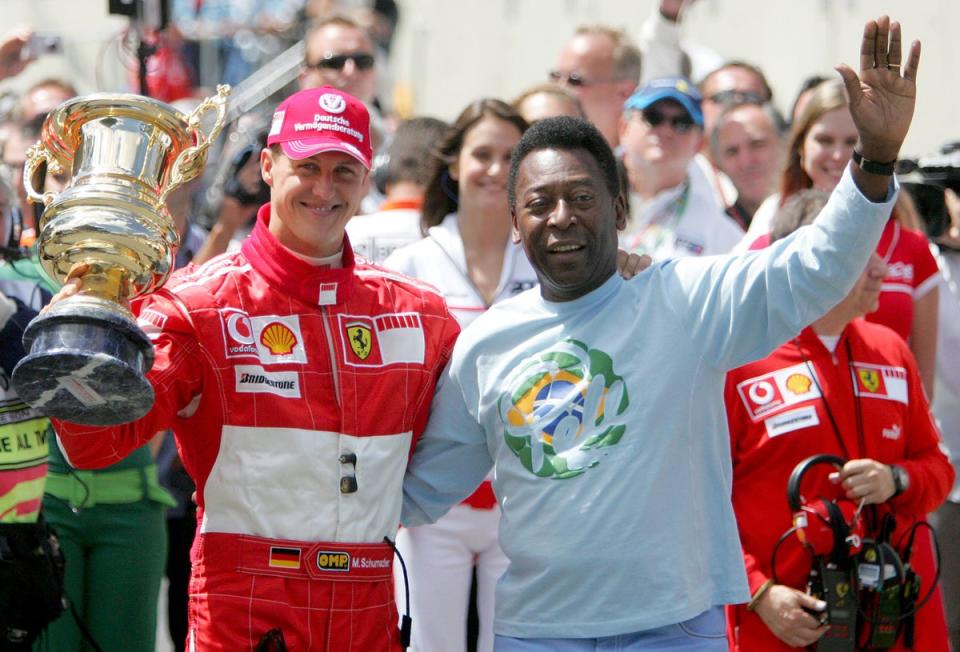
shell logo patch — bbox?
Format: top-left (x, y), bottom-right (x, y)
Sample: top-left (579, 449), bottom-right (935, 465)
top-left (218, 310), bottom-right (307, 364)
top-left (737, 362), bottom-right (821, 421)
top-left (260, 322), bottom-right (298, 355)
top-left (347, 323), bottom-right (372, 360)
top-left (785, 373), bottom-right (812, 395)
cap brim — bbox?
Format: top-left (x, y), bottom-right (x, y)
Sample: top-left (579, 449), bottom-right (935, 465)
top-left (280, 139), bottom-right (371, 169)
top-left (625, 90), bottom-right (704, 127)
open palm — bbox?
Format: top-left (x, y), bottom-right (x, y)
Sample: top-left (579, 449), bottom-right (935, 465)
top-left (836, 16), bottom-right (921, 163)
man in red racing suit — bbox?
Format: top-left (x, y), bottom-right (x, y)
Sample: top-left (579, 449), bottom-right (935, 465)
top-left (51, 86), bottom-right (460, 651)
top-left (724, 191), bottom-right (954, 651)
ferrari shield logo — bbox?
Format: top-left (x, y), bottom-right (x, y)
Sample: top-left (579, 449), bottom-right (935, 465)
top-left (347, 324), bottom-right (372, 360)
top-left (836, 582), bottom-right (850, 598)
top-left (858, 369), bottom-right (880, 393)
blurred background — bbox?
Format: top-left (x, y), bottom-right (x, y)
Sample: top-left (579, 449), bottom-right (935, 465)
top-left (1, 0), bottom-right (956, 158)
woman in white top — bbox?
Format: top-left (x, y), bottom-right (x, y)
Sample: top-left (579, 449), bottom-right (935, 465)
top-left (385, 99), bottom-right (533, 652)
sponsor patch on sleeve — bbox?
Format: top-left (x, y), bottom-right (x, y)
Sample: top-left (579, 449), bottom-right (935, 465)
top-left (234, 365), bottom-right (301, 398)
top-left (764, 405), bottom-right (820, 438)
top-left (736, 362), bottom-right (821, 421)
top-left (851, 363), bottom-right (908, 404)
top-left (338, 313), bottom-right (425, 367)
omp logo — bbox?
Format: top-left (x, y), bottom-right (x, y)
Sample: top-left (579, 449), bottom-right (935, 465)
top-left (220, 310), bottom-right (307, 364)
top-left (316, 551), bottom-right (351, 572)
top-left (234, 366), bottom-right (301, 398)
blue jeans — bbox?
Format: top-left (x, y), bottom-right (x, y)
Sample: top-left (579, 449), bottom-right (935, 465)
top-left (493, 606), bottom-right (727, 651)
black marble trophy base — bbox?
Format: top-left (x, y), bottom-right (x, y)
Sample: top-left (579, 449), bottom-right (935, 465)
top-left (12, 301), bottom-right (155, 426)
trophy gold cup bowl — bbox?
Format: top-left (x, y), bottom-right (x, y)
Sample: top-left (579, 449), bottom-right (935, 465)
top-left (11, 86), bottom-right (230, 425)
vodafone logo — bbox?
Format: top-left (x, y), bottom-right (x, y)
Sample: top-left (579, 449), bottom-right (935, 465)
top-left (222, 309), bottom-right (257, 357)
top-left (219, 309), bottom-right (308, 364)
top-left (319, 93), bottom-right (346, 114)
top-left (748, 381), bottom-right (775, 405)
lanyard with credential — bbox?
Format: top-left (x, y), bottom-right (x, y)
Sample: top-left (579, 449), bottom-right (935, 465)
top-left (793, 336), bottom-right (866, 461)
top-left (626, 179), bottom-right (690, 255)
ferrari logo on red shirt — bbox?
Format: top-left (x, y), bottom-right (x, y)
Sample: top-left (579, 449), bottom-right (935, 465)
top-left (338, 313), bottom-right (425, 367)
top-left (857, 368), bottom-right (881, 393)
top-left (347, 323), bottom-right (372, 360)
top-left (851, 363), bottom-right (908, 404)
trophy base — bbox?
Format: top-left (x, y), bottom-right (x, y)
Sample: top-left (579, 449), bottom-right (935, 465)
top-left (13, 301), bottom-right (156, 426)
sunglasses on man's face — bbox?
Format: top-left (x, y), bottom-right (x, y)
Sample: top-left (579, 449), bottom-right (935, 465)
top-left (707, 89), bottom-right (765, 106)
top-left (548, 70), bottom-right (622, 88)
top-left (306, 52), bottom-right (376, 71)
top-left (639, 108), bottom-right (697, 134)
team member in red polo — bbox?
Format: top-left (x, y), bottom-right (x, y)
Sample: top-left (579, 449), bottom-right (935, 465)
top-left (49, 86), bottom-right (460, 651)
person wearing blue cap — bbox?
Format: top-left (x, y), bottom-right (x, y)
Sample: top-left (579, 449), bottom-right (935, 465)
top-left (618, 75), bottom-right (744, 260)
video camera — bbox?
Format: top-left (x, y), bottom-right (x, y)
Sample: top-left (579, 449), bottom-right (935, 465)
top-left (897, 143), bottom-right (960, 240)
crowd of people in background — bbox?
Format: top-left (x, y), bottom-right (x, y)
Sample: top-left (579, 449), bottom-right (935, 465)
top-left (0, 1), bottom-right (958, 651)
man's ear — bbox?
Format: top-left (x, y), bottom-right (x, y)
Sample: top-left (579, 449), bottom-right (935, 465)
top-left (614, 192), bottom-right (628, 232)
top-left (511, 209), bottom-right (521, 244)
top-left (618, 113), bottom-right (630, 144)
top-left (260, 148), bottom-right (274, 187)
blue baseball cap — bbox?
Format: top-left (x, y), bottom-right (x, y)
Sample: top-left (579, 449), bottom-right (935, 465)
top-left (624, 76), bottom-right (704, 127)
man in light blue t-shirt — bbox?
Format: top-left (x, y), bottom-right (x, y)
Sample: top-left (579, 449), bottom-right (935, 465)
top-left (403, 16), bottom-right (920, 652)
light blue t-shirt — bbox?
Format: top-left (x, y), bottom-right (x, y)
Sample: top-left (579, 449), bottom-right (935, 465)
top-left (402, 167), bottom-right (897, 638)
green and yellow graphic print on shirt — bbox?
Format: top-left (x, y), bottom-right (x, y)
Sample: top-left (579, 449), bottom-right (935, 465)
top-left (0, 369), bottom-right (50, 523)
top-left (499, 339), bottom-right (629, 479)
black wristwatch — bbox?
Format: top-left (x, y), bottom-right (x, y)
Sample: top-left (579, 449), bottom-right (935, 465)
top-left (852, 150), bottom-right (897, 176)
top-left (890, 464), bottom-right (910, 497)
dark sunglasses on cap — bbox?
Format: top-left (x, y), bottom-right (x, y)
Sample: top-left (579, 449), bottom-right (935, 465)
top-left (306, 52), bottom-right (376, 71)
top-left (707, 89), bottom-right (765, 106)
top-left (639, 108), bottom-right (697, 134)
top-left (548, 70), bottom-right (623, 87)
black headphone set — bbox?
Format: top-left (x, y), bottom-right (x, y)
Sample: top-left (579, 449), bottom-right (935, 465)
top-left (776, 455), bottom-right (939, 650)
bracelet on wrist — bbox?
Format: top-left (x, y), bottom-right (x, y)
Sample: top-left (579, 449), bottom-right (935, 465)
top-left (852, 149), bottom-right (896, 176)
top-left (747, 579), bottom-right (775, 612)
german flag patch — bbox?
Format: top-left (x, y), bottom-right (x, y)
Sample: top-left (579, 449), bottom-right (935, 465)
top-left (268, 546), bottom-right (302, 569)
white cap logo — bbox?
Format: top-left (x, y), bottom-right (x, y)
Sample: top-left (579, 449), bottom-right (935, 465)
top-left (319, 93), bottom-right (347, 114)
top-left (269, 110), bottom-right (285, 136)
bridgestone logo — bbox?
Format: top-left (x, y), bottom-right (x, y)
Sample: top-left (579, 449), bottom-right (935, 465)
top-left (234, 366), bottom-right (301, 398)
top-left (239, 373), bottom-right (295, 390)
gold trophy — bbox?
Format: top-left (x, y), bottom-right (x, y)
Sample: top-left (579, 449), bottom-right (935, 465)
top-left (11, 86), bottom-right (230, 425)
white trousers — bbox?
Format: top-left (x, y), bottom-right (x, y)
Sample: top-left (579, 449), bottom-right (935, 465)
top-left (395, 504), bottom-right (508, 652)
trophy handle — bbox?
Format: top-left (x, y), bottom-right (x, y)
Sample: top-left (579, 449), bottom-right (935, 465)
top-left (159, 84), bottom-right (231, 204)
top-left (23, 143), bottom-right (66, 207)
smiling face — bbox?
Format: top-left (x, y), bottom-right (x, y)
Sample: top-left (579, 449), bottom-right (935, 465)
top-left (261, 147), bottom-right (369, 257)
top-left (512, 147), bottom-right (626, 302)
top-left (450, 115), bottom-right (523, 218)
top-left (801, 107), bottom-right (857, 192)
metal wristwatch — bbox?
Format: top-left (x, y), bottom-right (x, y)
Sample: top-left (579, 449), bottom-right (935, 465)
top-left (890, 464), bottom-right (910, 497)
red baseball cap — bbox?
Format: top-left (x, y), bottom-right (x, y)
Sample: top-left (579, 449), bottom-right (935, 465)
top-left (266, 86), bottom-right (372, 168)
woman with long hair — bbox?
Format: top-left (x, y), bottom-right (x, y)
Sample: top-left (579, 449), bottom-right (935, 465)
top-left (384, 98), bottom-right (534, 652)
top-left (745, 79), bottom-right (939, 396)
